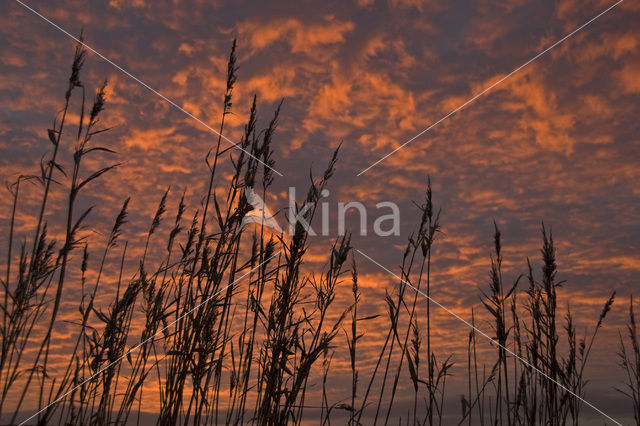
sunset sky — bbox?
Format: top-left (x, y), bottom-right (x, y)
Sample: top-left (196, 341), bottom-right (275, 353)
top-left (1, 0), bottom-right (639, 423)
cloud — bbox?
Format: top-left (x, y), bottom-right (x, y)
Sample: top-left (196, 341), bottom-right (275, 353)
top-left (389, 0), bottom-right (440, 12)
top-left (236, 16), bottom-right (355, 55)
top-left (617, 61), bottom-right (640, 94)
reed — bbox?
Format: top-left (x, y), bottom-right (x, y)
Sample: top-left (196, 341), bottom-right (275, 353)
top-left (617, 296), bottom-right (640, 424)
top-left (0, 37), bottom-right (628, 426)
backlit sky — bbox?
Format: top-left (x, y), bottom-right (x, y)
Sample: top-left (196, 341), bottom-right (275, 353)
top-left (1, 0), bottom-right (639, 422)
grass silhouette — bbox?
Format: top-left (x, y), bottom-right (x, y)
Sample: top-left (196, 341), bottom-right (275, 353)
top-left (0, 38), bottom-right (631, 425)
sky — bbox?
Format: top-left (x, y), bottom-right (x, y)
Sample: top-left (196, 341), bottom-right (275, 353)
top-left (1, 0), bottom-right (639, 423)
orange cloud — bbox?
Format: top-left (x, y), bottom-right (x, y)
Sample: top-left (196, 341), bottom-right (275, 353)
top-left (617, 61), bottom-right (640, 94)
top-left (237, 16), bottom-right (354, 55)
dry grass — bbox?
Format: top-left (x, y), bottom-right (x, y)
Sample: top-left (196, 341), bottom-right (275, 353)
top-left (0, 38), bottom-right (630, 426)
